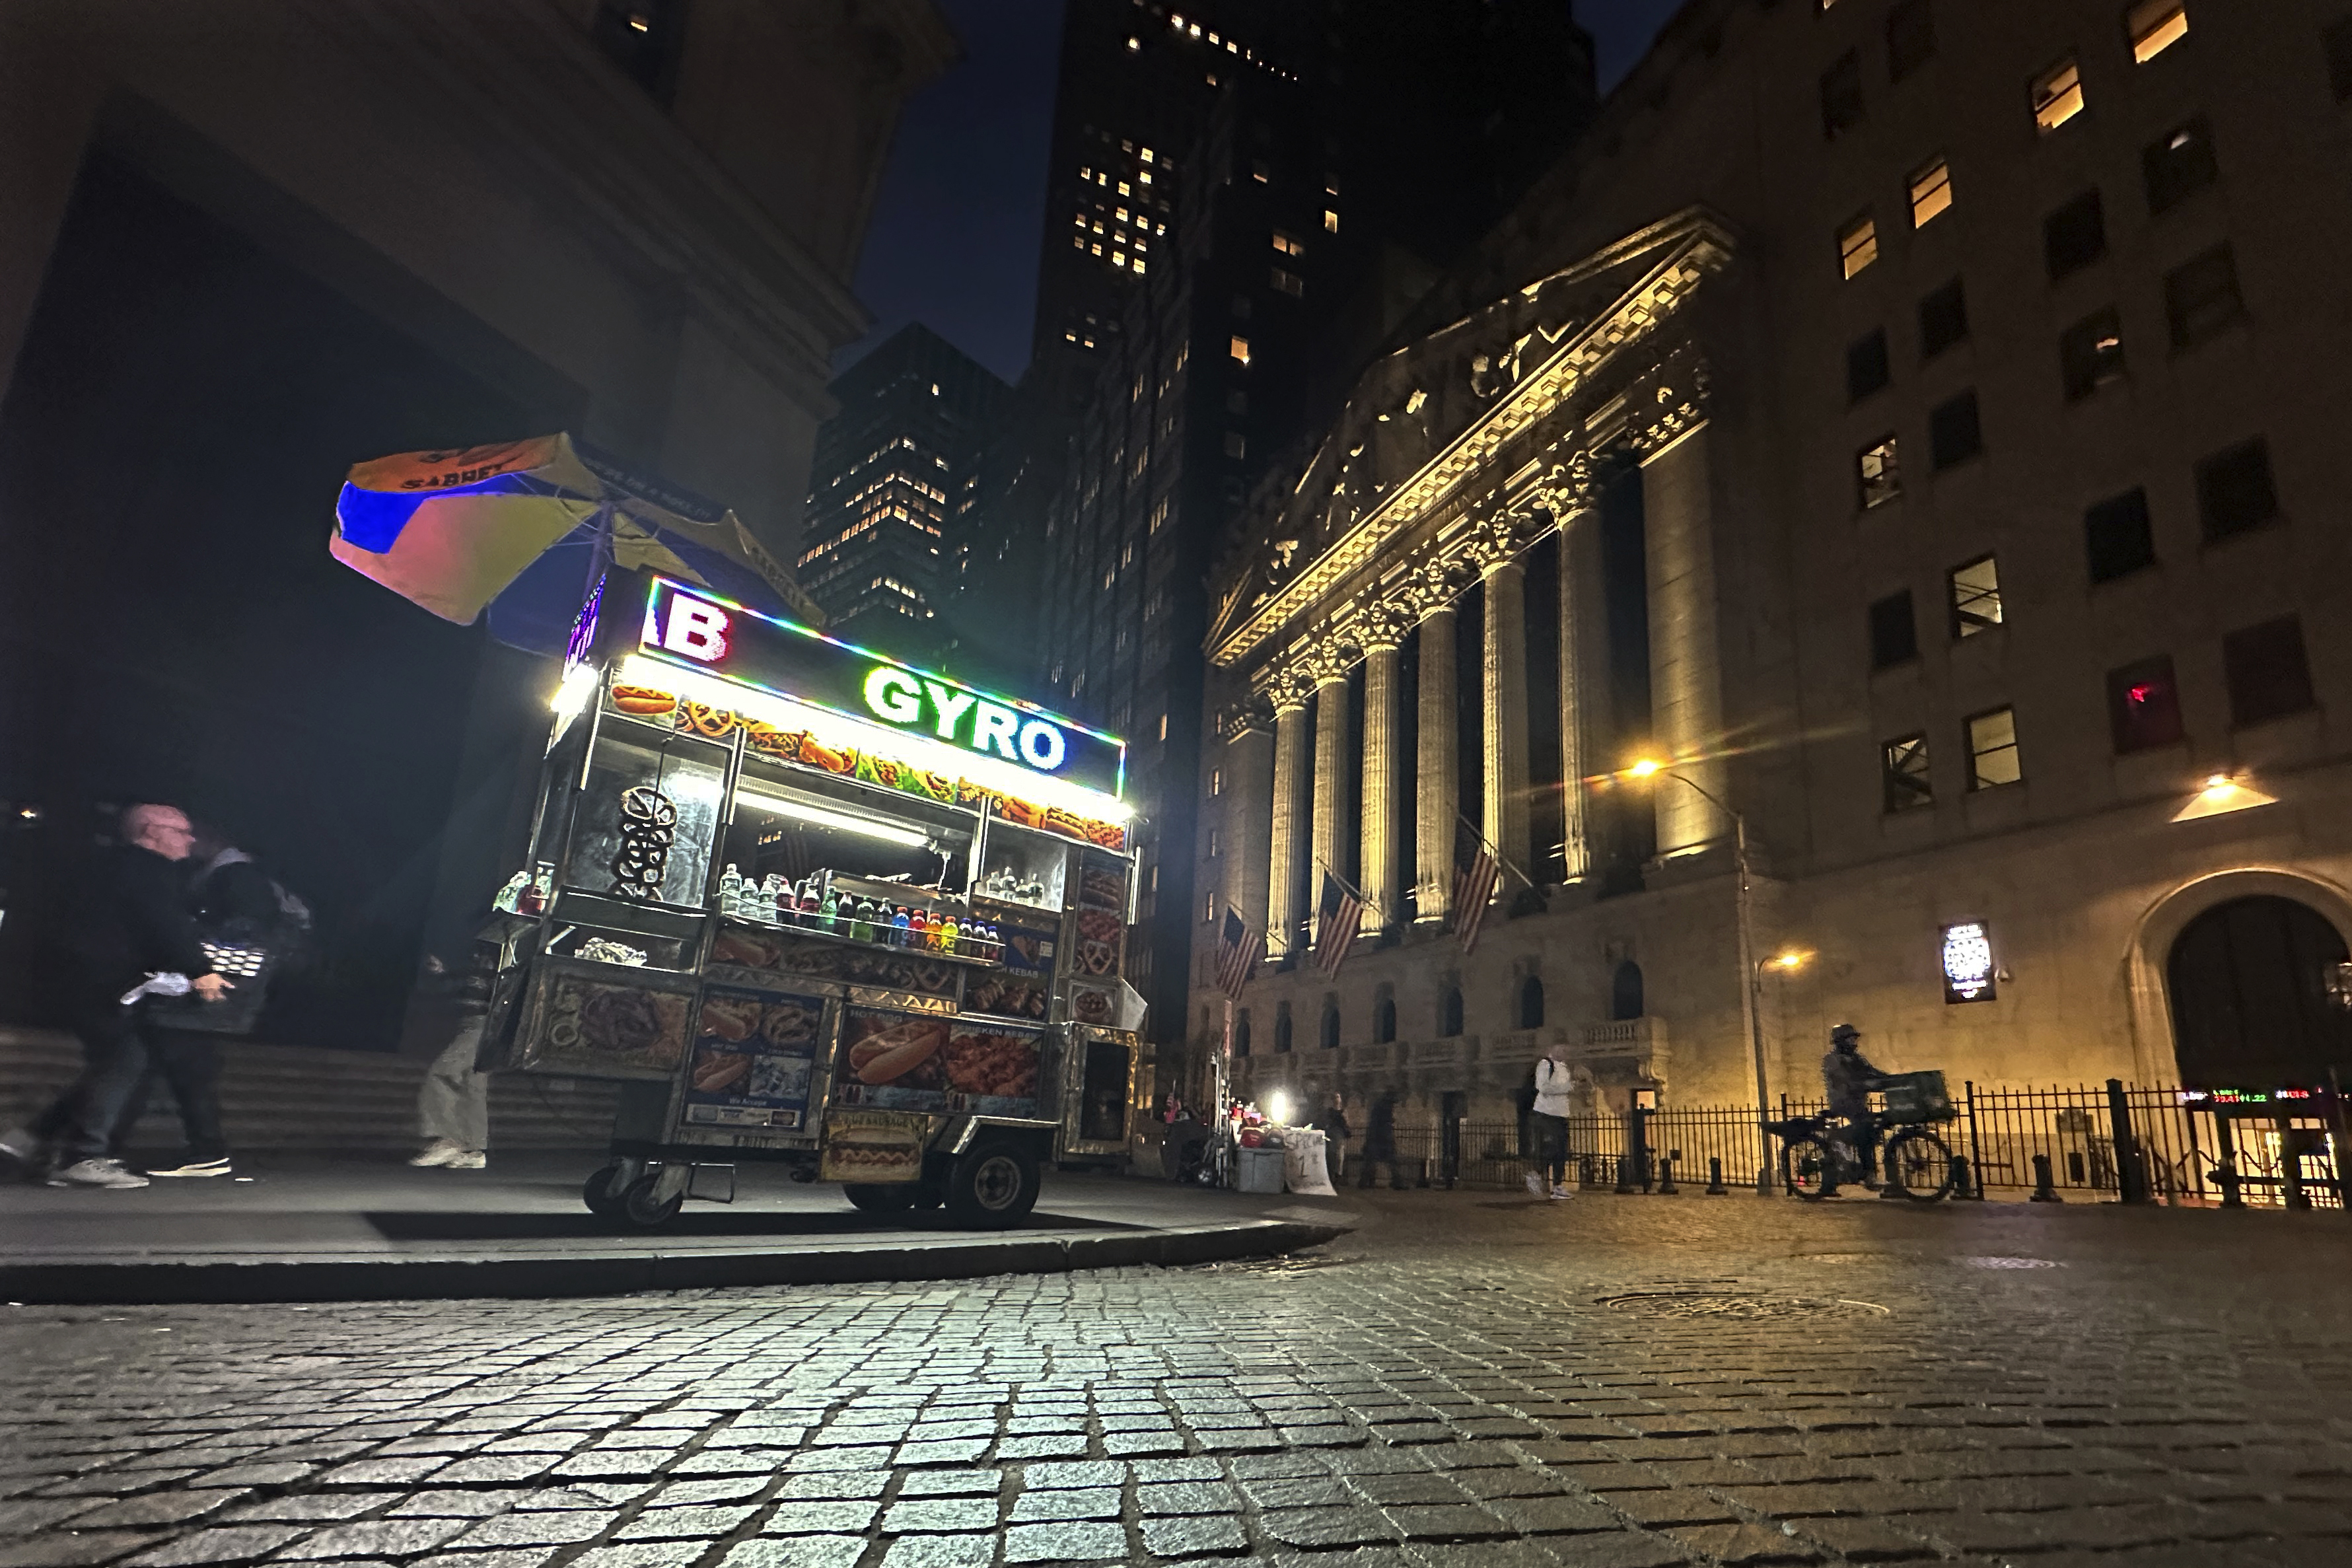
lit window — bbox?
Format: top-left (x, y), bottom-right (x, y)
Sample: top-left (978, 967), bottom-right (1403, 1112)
top-left (2107, 656), bottom-right (2184, 753)
top-left (1205, 892), bottom-right (1217, 923)
top-left (1858, 436), bottom-right (1900, 509)
top-left (1133, 258), bottom-right (1147, 275)
top-left (1966, 707), bottom-right (2022, 789)
top-left (2032, 58), bottom-right (2084, 133)
top-left (1272, 231), bottom-right (1305, 256)
top-left (1324, 209), bottom-right (1339, 232)
top-left (1141, 147), bottom-right (1155, 163)
top-left (1837, 213), bottom-right (1878, 279)
top-left (1882, 734), bottom-right (1933, 813)
top-left (1230, 335), bottom-right (1250, 365)
top-left (1948, 555), bottom-right (2002, 638)
top-left (2125, 1), bottom-right (2188, 63)
top-left (1909, 158), bottom-right (1953, 227)
top-left (1118, 181), bottom-right (1130, 196)
top-left (1271, 267), bottom-right (1303, 297)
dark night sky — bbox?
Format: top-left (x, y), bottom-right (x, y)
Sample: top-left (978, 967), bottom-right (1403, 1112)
top-left (841, 0), bottom-right (1690, 386)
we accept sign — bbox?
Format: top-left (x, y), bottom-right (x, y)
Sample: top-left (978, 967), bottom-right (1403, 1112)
top-left (639, 579), bottom-right (1123, 798)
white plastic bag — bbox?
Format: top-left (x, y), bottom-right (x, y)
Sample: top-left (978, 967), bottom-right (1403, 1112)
top-left (1283, 1128), bottom-right (1336, 1195)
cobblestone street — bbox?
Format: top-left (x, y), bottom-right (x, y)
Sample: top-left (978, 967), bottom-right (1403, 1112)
top-left (7, 1190), bottom-right (2352, 1568)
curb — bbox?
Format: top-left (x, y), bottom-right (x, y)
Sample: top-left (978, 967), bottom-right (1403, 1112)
top-left (0, 1219), bottom-right (1351, 1306)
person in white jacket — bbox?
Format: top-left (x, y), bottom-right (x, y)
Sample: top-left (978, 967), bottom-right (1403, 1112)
top-left (1527, 1044), bottom-right (1579, 1200)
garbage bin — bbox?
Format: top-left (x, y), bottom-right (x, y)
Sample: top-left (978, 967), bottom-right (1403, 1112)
top-left (1236, 1144), bottom-right (1287, 1194)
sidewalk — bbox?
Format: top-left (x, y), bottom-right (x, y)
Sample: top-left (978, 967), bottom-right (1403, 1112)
top-left (0, 1153), bottom-right (1355, 1304)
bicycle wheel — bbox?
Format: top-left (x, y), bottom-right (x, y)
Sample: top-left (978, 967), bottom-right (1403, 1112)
top-left (1783, 1137), bottom-right (1839, 1201)
top-left (1884, 1129), bottom-right (1956, 1201)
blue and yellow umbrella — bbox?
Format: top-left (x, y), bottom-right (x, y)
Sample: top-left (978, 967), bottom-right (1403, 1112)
top-left (330, 433), bottom-right (822, 654)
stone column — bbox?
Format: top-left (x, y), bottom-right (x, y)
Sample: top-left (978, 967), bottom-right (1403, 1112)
top-left (1481, 557), bottom-right (1530, 885)
top-left (1265, 678), bottom-right (1312, 958)
top-left (1555, 505), bottom-right (1600, 882)
top-left (1413, 602), bottom-right (1457, 924)
top-left (1641, 422), bottom-right (1728, 855)
top-left (1221, 705), bottom-right (1274, 947)
top-left (1358, 618), bottom-right (1404, 931)
top-left (1309, 660), bottom-right (1351, 943)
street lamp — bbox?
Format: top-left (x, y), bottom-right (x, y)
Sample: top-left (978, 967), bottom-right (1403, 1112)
top-left (1626, 758), bottom-right (1774, 1194)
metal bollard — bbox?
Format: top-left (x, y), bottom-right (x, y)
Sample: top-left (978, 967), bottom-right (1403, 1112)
top-left (2211, 1155), bottom-right (2243, 1209)
top-left (1705, 1155), bottom-right (1727, 1195)
top-left (1952, 1153), bottom-right (1977, 1201)
top-left (1614, 1156), bottom-right (1637, 1195)
top-left (1657, 1153), bottom-right (1678, 1194)
top-left (2030, 1152), bottom-right (2062, 1202)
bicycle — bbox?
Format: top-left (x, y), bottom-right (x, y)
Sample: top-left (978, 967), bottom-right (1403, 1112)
top-left (1769, 1070), bottom-right (1960, 1203)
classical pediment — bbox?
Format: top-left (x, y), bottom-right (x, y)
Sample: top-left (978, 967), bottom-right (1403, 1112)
top-left (1207, 208), bottom-right (1734, 668)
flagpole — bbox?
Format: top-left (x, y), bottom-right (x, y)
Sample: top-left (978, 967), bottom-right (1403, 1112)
top-left (1455, 812), bottom-right (1538, 894)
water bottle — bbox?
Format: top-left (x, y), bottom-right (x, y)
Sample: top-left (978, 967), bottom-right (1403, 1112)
top-left (719, 863), bottom-right (743, 919)
top-left (760, 874), bottom-right (785, 925)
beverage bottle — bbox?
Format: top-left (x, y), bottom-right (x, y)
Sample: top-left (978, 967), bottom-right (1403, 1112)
top-left (761, 874), bottom-right (785, 924)
top-left (719, 863), bottom-right (742, 918)
top-left (520, 863), bottom-right (553, 916)
top-left (493, 870), bottom-right (528, 913)
top-left (887, 905), bottom-right (907, 946)
top-left (821, 890), bottom-right (840, 931)
top-left (940, 914), bottom-right (960, 955)
top-left (852, 898), bottom-right (875, 943)
top-left (983, 921), bottom-right (1000, 960)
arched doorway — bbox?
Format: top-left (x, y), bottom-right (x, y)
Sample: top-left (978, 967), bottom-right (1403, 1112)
top-left (1610, 960), bottom-right (1644, 1020)
top-left (2166, 896), bottom-right (2352, 1089)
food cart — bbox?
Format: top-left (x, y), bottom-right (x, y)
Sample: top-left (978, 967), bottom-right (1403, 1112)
top-left (474, 569), bottom-right (1145, 1229)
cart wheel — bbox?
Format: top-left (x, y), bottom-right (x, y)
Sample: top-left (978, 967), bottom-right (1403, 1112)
top-left (944, 1137), bottom-right (1040, 1230)
top-left (622, 1174), bottom-right (684, 1228)
top-left (843, 1184), bottom-right (916, 1216)
top-left (583, 1166), bottom-right (626, 1219)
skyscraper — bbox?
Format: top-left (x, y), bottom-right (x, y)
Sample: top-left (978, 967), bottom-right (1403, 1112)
top-left (1013, 1), bottom-right (1597, 1071)
top-left (799, 324), bottom-right (1007, 662)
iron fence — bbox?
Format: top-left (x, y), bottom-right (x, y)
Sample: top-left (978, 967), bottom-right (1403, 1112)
top-left (1345, 1081), bottom-right (2345, 1207)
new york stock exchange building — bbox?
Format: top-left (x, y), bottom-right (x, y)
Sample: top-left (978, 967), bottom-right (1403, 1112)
top-left (1182, 0), bottom-right (2352, 1141)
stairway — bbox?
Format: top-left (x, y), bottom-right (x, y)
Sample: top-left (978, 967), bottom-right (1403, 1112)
top-left (0, 1027), bottom-right (618, 1154)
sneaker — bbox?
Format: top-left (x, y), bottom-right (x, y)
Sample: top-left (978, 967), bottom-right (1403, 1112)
top-left (410, 1139), bottom-right (466, 1168)
top-left (1550, 1184), bottom-right (1575, 1200)
top-left (146, 1156), bottom-right (232, 1178)
top-left (1523, 1172), bottom-right (1547, 1198)
top-left (441, 1150), bottom-right (486, 1170)
top-left (0, 1125), bottom-right (42, 1166)
top-left (47, 1158), bottom-right (149, 1190)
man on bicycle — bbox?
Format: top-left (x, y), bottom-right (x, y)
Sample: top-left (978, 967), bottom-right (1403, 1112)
top-left (1822, 1023), bottom-right (1887, 1188)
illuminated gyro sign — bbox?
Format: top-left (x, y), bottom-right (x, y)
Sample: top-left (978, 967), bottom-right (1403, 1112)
top-left (639, 578), bottom-right (1123, 797)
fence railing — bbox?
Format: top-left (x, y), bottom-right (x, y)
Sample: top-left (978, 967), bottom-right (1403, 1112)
top-left (1351, 1082), bottom-right (2345, 1208)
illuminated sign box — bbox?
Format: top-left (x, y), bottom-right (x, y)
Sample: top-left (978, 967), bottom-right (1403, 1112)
top-left (1941, 920), bottom-right (1995, 1004)
top-left (635, 578), bottom-right (1124, 799)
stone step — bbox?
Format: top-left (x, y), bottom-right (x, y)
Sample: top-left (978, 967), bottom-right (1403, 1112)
top-left (0, 1027), bottom-right (618, 1153)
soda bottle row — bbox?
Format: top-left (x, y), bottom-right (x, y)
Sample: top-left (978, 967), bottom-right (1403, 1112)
top-left (715, 865), bottom-right (1002, 962)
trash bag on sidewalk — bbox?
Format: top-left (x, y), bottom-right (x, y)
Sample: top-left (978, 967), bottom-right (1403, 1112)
top-left (1283, 1129), bottom-right (1335, 1196)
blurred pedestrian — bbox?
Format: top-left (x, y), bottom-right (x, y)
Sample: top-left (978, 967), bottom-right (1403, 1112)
top-left (1527, 1043), bottom-right (1576, 1201)
top-left (1355, 1087), bottom-right (1409, 1190)
top-left (0, 804), bottom-right (229, 1188)
top-left (411, 946), bottom-right (493, 1170)
top-left (1304, 1090), bottom-right (1351, 1186)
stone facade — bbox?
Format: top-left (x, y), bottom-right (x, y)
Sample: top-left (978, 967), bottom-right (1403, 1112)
top-left (1189, 0), bottom-right (2352, 1128)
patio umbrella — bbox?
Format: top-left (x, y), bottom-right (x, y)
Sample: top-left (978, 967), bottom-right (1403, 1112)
top-left (330, 433), bottom-right (822, 655)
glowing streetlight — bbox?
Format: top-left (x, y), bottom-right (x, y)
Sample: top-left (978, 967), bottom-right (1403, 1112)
top-left (2172, 772), bottom-right (2277, 822)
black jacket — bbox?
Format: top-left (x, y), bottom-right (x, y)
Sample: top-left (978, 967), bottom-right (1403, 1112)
top-left (71, 844), bottom-right (214, 1003)
top-left (1363, 1094), bottom-right (1398, 1157)
top-left (192, 857), bottom-right (282, 927)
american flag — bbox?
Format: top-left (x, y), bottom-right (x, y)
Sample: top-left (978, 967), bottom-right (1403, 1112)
top-left (1454, 849), bottom-right (1501, 954)
top-left (1214, 907), bottom-right (1263, 999)
top-left (1314, 871), bottom-right (1365, 978)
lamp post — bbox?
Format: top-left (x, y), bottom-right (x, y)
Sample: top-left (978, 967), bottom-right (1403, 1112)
top-left (1626, 760), bottom-right (1774, 1193)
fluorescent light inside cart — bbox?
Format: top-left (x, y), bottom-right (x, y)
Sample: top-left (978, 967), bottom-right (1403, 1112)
top-left (615, 653), bottom-right (1135, 822)
top-left (734, 789), bottom-right (932, 847)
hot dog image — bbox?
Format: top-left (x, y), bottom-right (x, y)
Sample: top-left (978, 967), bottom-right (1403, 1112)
top-left (610, 684), bottom-right (678, 717)
top-left (847, 1015), bottom-right (946, 1085)
top-left (690, 1049), bottom-right (750, 1094)
top-left (698, 994), bottom-right (762, 1042)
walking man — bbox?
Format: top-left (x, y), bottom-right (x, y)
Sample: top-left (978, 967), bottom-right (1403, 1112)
top-left (411, 947), bottom-right (493, 1170)
top-left (1355, 1087), bottom-right (1409, 1190)
top-left (1, 804), bottom-right (229, 1188)
top-left (1526, 1044), bottom-right (1576, 1200)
